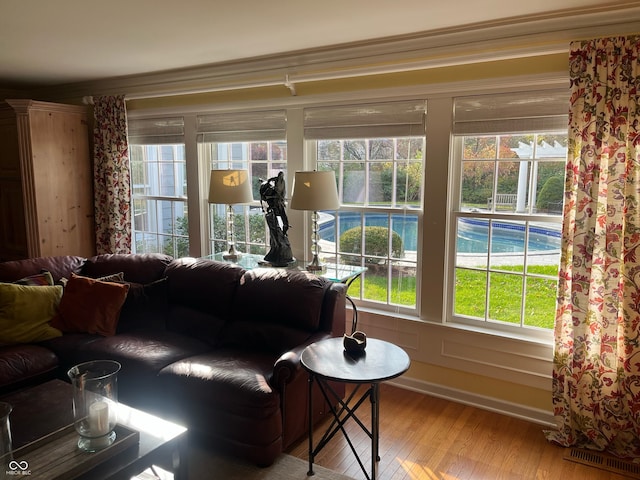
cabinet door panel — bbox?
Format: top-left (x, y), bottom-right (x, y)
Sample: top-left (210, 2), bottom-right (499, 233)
top-left (0, 121), bottom-right (19, 176)
top-left (0, 178), bottom-right (27, 260)
top-left (35, 110), bottom-right (93, 257)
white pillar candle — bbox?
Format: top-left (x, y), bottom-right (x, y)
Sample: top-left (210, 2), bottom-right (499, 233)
top-left (88, 401), bottom-right (110, 436)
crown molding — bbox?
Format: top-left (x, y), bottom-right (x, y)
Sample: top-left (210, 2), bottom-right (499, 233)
top-left (126, 71), bottom-right (568, 119)
top-left (29, 2), bottom-right (640, 102)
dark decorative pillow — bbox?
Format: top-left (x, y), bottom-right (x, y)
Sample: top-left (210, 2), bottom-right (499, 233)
top-left (51, 273), bottom-right (130, 336)
top-left (13, 271), bottom-right (54, 286)
top-left (117, 277), bottom-right (169, 332)
top-left (95, 272), bottom-right (125, 283)
top-left (58, 272), bottom-right (124, 287)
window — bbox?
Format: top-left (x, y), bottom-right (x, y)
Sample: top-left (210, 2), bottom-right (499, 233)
top-left (128, 117), bottom-right (189, 257)
top-left (197, 110), bottom-right (287, 255)
top-left (450, 90), bottom-right (568, 333)
top-left (305, 101), bottom-right (425, 312)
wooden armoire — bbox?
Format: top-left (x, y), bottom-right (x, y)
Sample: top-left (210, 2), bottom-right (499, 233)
top-left (0, 99), bottom-right (95, 261)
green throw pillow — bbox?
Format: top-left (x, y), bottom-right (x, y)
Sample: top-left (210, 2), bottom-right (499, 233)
top-left (0, 283), bottom-right (63, 344)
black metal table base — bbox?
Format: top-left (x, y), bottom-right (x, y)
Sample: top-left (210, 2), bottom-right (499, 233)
top-left (307, 376), bottom-right (380, 480)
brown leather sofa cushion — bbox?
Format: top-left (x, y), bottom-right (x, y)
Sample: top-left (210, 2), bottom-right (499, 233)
top-left (158, 350), bottom-right (280, 413)
top-left (165, 304), bottom-right (227, 348)
top-left (233, 268), bottom-right (331, 331)
top-left (163, 258), bottom-right (244, 346)
top-left (73, 330), bottom-right (211, 375)
top-left (0, 345), bottom-right (58, 392)
top-left (220, 320), bottom-right (312, 353)
top-left (70, 330), bottom-right (212, 408)
top-left (38, 333), bottom-right (102, 373)
top-left (0, 256), bottom-right (85, 284)
top-left (165, 258), bottom-right (244, 319)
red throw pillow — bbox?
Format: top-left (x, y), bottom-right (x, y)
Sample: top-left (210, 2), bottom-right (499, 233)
top-left (51, 273), bottom-right (130, 336)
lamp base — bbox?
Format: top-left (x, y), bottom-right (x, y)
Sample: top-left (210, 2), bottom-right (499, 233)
top-left (305, 254), bottom-right (326, 273)
top-left (223, 240), bottom-right (241, 261)
top-left (306, 264), bottom-right (326, 273)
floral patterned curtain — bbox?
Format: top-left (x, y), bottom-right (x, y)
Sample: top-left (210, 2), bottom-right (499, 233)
top-left (546, 36), bottom-right (640, 458)
top-left (93, 95), bottom-right (131, 254)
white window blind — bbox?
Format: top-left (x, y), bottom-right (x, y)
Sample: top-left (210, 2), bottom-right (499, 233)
top-left (304, 100), bottom-right (426, 139)
top-left (197, 110), bottom-right (286, 142)
top-left (127, 117), bottom-right (184, 145)
top-left (453, 89), bottom-right (569, 135)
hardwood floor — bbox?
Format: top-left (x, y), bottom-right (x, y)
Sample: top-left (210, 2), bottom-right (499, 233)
top-left (287, 384), bottom-right (635, 480)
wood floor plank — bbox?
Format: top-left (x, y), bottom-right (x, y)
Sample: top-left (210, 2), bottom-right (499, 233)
top-left (287, 383), bottom-right (636, 480)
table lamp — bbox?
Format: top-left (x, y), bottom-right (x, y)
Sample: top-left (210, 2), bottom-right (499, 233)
top-left (290, 170), bottom-right (340, 272)
top-left (208, 169), bottom-right (253, 260)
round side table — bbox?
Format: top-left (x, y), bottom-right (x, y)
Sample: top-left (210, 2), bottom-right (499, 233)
top-left (301, 337), bottom-right (410, 480)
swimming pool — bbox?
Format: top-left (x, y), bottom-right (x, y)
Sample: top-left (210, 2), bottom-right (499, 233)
top-left (319, 212), bottom-right (419, 251)
top-left (318, 212), bottom-right (560, 254)
top-left (456, 218), bottom-right (561, 254)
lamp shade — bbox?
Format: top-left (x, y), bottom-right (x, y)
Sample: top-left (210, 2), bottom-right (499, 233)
top-left (208, 169), bottom-right (253, 204)
top-left (290, 171), bottom-right (339, 211)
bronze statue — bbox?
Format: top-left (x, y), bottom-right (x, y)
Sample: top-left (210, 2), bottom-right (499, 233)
top-left (259, 172), bottom-right (295, 266)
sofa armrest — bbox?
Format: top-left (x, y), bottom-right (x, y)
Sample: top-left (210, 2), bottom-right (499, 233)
top-left (272, 332), bottom-right (333, 391)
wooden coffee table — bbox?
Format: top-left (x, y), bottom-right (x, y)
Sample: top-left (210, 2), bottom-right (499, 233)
top-left (0, 379), bottom-right (188, 480)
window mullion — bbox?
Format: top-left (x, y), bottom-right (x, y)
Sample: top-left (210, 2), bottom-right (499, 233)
top-left (521, 222), bottom-right (530, 328)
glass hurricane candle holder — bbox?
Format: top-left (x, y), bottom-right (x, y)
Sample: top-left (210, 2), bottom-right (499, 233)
top-left (68, 360), bottom-right (121, 452)
top-left (0, 402), bottom-right (12, 471)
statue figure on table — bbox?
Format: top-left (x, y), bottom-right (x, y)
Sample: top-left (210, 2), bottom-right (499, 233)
top-left (259, 172), bottom-right (296, 267)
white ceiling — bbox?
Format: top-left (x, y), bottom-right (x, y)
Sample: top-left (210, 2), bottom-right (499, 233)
top-left (0, 0), bottom-right (627, 89)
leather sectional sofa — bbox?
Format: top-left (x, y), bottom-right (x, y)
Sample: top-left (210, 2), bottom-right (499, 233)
top-left (0, 253), bottom-right (346, 466)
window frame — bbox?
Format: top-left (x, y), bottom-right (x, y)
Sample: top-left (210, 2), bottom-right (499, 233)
top-left (126, 81), bottom-right (567, 345)
top-left (446, 99), bottom-right (567, 342)
top-left (204, 140), bottom-right (288, 256)
top-left (303, 100), bottom-right (425, 314)
top-left (129, 133), bottom-right (189, 257)
top-left (306, 138), bottom-right (424, 315)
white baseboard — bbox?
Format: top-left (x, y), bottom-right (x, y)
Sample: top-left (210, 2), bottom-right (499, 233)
top-left (388, 375), bottom-right (556, 428)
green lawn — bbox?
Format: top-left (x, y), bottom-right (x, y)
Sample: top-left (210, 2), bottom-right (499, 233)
top-left (349, 265), bottom-right (557, 329)
top-left (347, 274), bottom-right (417, 307)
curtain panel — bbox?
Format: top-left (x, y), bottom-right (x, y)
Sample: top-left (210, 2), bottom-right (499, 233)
top-left (547, 36), bottom-right (640, 457)
top-left (93, 95), bottom-right (132, 254)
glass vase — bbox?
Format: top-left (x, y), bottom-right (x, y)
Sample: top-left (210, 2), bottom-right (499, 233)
top-left (0, 402), bottom-right (12, 474)
top-left (68, 360), bottom-right (121, 452)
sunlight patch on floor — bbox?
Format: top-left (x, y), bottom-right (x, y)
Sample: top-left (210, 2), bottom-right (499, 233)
top-left (397, 458), bottom-right (460, 480)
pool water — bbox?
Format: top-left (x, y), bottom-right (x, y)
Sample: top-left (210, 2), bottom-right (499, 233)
top-left (318, 212), bottom-right (561, 254)
top-left (319, 212), bottom-right (419, 251)
top-left (457, 218), bottom-right (561, 254)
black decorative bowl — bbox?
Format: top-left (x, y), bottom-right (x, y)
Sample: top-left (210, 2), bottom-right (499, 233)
top-left (343, 331), bottom-right (367, 353)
